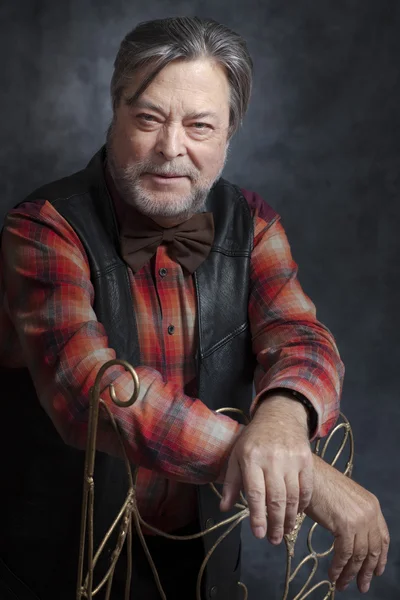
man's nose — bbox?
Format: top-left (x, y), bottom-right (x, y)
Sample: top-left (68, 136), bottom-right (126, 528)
top-left (155, 124), bottom-right (187, 160)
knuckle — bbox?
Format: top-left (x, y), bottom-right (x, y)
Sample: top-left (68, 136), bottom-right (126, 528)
top-left (344, 516), bottom-right (359, 533)
top-left (246, 488), bottom-right (264, 503)
top-left (299, 447), bottom-right (312, 462)
top-left (251, 517), bottom-right (266, 528)
top-left (270, 524), bottom-right (284, 534)
top-left (330, 566), bottom-right (344, 578)
top-left (370, 494), bottom-right (380, 509)
top-left (242, 444), bottom-right (263, 462)
top-left (380, 558), bottom-right (388, 569)
top-left (352, 553), bottom-right (367, 564)
top-left (268, 451), bottom-right (285, 466)
top-left (366, 496), bottom-right (380, 517)
top-left (337, 524), bottom-right (354, 539)
top-left (368, 548), bottom-right (381, 560)
top-left (300, 486), bottom-right (312, 499)
top-left (286, 495), bottom-right (299, 507)
top-left (362, 571), bottom-right (374, 580)
top-left (338, 551), bottom-right (353, 563)
top-left (268, 498), bottom-right (286, 510)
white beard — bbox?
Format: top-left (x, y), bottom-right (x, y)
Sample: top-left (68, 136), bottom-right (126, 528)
top-left (106, 127), bottom-right (228, 219)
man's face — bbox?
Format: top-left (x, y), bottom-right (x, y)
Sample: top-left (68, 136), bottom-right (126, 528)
top-left (106, 58), bottom-right (231, 220)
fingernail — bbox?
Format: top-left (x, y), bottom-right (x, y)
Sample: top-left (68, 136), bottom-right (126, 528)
top-left (255, 526), bottom-right (265, 539)
top-left (361, 583), bottom-right (370, 593)
top-left (270, 537), bottom-right (281, 545)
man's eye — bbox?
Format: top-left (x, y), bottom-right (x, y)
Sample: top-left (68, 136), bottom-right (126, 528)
top-left (192, 122), bottom-right (209, 129)
top-left (138, 114), bottom-right (157, 122)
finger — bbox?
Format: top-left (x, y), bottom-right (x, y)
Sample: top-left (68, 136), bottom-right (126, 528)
top-left (335, 532), bottom-right (368, 592)
top-left (329, 533), bottom-right (355, 585)
top-left (356, 530), bottom-right (381, 594)
top-left (220, 455), bottom-right (242, 512)
top-left (265, 472), bottom-right (287, 545)
top-left (241, 462), bottom-right (267, 539)
top-left (298, 463), bottom-right (313, 513)
top-left (283, 474), bottom-right (299, 534)
top-left (375, 514), bottom-right (390, 577)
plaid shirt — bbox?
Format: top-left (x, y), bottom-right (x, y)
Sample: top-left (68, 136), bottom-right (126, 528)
top-left (0, 178), bottom-right (344, 534)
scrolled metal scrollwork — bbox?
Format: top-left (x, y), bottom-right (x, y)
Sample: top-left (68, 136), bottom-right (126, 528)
top-left (76, 359), bottom-right (354, 600)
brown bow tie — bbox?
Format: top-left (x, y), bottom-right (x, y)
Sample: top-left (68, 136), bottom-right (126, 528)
top-left (120, 210), bottom-right (215, 274)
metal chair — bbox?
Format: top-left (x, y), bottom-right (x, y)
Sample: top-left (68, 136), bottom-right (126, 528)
top-left (76, 360), bottom-right (354, 600)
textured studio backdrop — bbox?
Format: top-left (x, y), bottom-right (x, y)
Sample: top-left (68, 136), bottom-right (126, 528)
top-left (1, 1), bottom-right (399, 598)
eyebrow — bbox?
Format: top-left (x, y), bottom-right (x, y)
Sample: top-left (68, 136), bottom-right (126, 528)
top-left (125, 97), bottom-right (219, 121)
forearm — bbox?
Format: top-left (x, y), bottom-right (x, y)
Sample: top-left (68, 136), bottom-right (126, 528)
top-left (304, 453), bottom-right (389, 595)
top-left (23, 310), bottom-right (242, 485)
top-left (62, 355), bottom-right (242, 484)
top-left (249, 220), bottom-right (344, 440)
top-left (251, 321), bottom-right (343, 439)
top-left (2, 201), bottom-right (242, 485)
top-left (305, 454), bottom-right (345, 530)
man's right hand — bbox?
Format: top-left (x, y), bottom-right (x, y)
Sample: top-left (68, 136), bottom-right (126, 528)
top-left (306, 455), bottom-right (390, 594)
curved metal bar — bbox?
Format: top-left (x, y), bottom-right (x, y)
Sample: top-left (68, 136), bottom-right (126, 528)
top-left (296, 580), bottom-right (334, 600)
top-left (238, 580), bottom-right (248, 599)
top-left (291, 554), bottom-right (318, 600)
top-left (77, 360), bottom-right (354, 600)
top-left (76, 361), bottom-right (139, 599)
top-left (307, 522), bottom-right (335, 559)
top-left (282, 412), bottom-right (354, 599)
top-left (95, 359), bottom-right (140, 407)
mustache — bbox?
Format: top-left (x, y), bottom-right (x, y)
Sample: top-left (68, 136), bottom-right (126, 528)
top-left (124, 161), bottom-right (199, 180)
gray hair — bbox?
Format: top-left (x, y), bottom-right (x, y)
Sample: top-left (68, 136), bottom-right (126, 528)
top-left (110, 16), bottom-right (253, 138)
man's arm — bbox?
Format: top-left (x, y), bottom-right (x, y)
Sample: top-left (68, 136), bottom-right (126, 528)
top-left (248, 211), bottom-right (344, 438)
top-left (307, 455), bottom-right (389, 594)
top-left (221, 197), bottom-right (345, 543)
top-left (1, 199), bottom-right (242, 484)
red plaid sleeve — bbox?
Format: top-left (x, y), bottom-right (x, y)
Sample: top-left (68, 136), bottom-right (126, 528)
top-left (244, 190), bottom-right (345, 439)
top-left (1, 200), bottom-right (241, 484)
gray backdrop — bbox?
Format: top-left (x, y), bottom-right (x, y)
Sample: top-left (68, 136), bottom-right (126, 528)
top-left (1, 1), bottom-right (399, 598)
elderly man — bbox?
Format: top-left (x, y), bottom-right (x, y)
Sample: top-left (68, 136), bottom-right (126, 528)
top-left (0, 16), bottom-right (388, 600)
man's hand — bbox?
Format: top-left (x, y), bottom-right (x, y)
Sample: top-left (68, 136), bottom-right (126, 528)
top-left (219, 393), bottom-right (314, 544)
top-left (307, 455), bottom-right (390, 594)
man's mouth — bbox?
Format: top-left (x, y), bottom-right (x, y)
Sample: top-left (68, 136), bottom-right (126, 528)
top-left (148, 173), bottom-right (185, 178)
top-left (143, 172), bottom-right (188, 183)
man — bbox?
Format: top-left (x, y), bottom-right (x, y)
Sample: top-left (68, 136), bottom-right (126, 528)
top-left (0, 16), bottom-right (388, 600)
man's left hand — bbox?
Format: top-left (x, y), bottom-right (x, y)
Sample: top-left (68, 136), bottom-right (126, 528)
top-left (219, 393), bottom-right (314, 544)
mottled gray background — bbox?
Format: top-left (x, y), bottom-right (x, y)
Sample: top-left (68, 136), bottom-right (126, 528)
top-left (1, 0), bottom-right (399, 598)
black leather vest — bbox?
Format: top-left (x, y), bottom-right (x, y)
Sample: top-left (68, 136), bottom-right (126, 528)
top-left (0, 147), bottom-right (258, 600)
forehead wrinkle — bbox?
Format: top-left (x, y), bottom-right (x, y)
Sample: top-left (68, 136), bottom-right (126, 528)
top-left (127, 98), bottom-right (167, 115)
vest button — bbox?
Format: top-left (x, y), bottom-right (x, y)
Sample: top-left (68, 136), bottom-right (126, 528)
top-left (205, 518), bottom-right (214, 529)
top-left (209, 586), bottom-right (218, 597)
top-left (159, 267), bottom-right (168, 277)
top-left (167, 324), bottom-right (175, 335)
